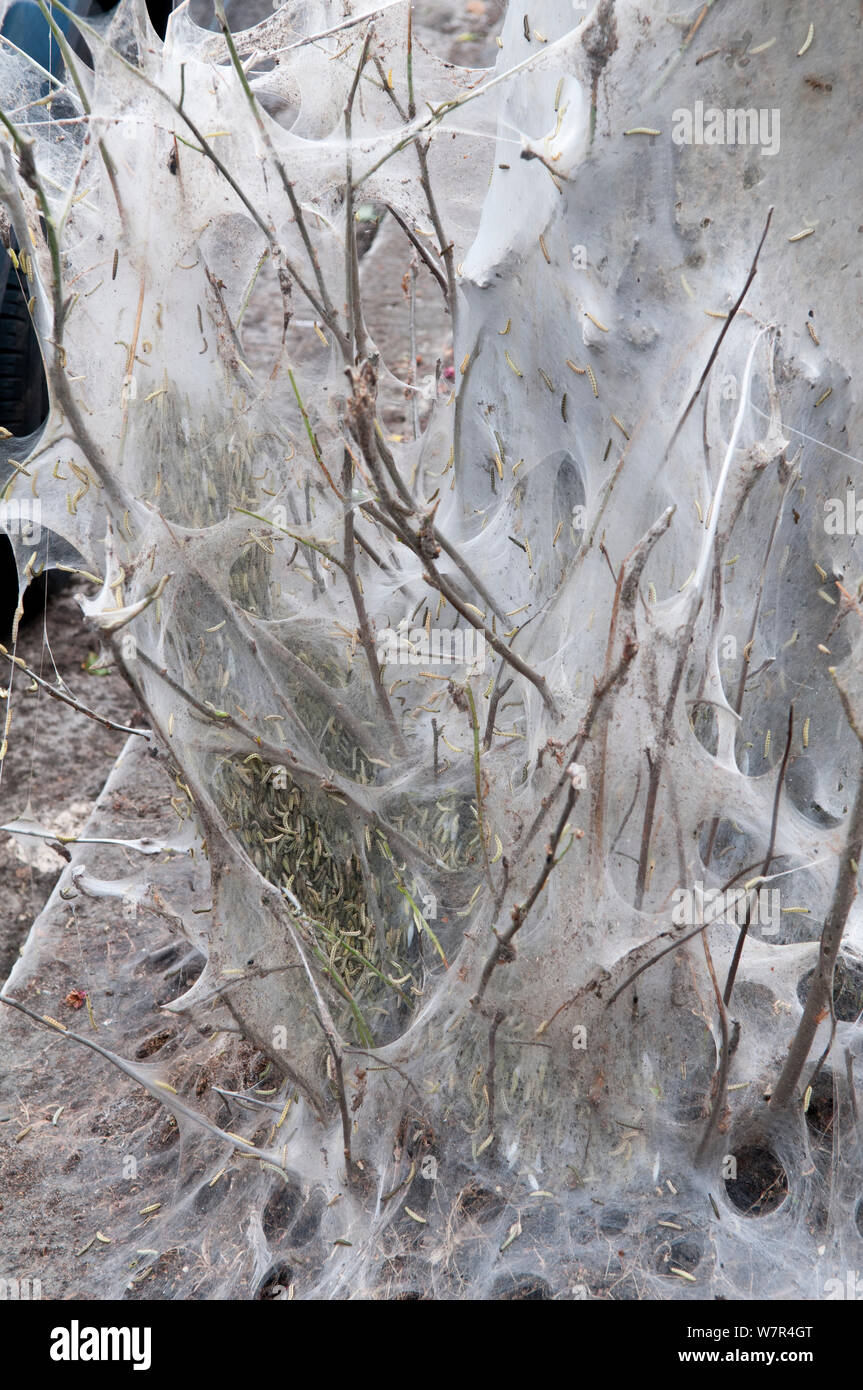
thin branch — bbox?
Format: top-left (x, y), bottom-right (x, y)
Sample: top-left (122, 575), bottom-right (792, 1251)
top-left (845, 1048), bottom-right (859, 1127)
top-left (279, 896), bottom-right (358, 1179)
top-left (0, 992), bottom-right (294, 1171)
top-left (604, 860), bottom-right (776, 1009)
top-left (373, 50), bottom-right (455, 326)
top-left (632, 639), bottom-right (690, 911)
top-left (472, 638), bottom-right (637, 1009)
top-left (666, 206), bottom-right (773, 456)
top-left (465, 681), bottom-right (494, 891)
top-left (408, 256), bottom-right (420, 439)
top-left (483, 670), bottom-right (513, 749)
top-left (340, 448), bottom-right (405, 748)
top-left (386, 203), bottom-right (449, 298)
top-left (213, 0), bottom-right (347, 354)
top-left (423, 555), bottom-right (558, 715)
top-left (520, 508), bottom-right (674, 858)
top-left (344, 31), bottom-right (372, 362)
top-left (483, 1007), bottom-right (504, 1148)
top-left (770, 678), bottom-right (863, 1111)
top-left (694, 931), bottom-right (732, 1167)
top-left (372, 413), bottom-right (508, 623)
top-left (0, 644), bottom-right (151, 739)
top-left (348, 371), bottom-right (542, 700)
top-left (414, 138), bottom-right (457, 335)
top-left (343, 1046), bottom-right (420, 1095)
top-left (431, 525), bottom-right (507, 624)
top-left (431, 715), bottom-right (441, 776)
top-left (723, 705), bottom-right (794, 1005)
top-left (287, 370), bottom-right (344, 499)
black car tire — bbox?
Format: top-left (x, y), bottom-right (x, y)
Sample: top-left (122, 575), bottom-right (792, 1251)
top-left (0, 262), bottom-right (56, 634)
top-left (0, 265), bottom-right (48, 436)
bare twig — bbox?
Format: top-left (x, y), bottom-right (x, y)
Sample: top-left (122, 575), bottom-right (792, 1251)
top-left (694, 932), bottom-right (732, 1167)
top-left (370, 409), bottom-right (508, 623)
top-left (701, 471), bottom-right (794, 869)
top-left (723, 705), bottom-right (794, 1005)
top-left (344, 31), bottom-right (372, 362)
top-left (666, 206), bottom-right (773, 456)
top-left (423, 557), bottom-right (558, 715)
top-left (386, 203), bottom-right (449, 298)
top-left (604, 852), bottom-right (796, 1009)
top-left (0, 644), bottom-right (150, 740)
top-left (280, 902), bottom-right (359, 1180)
top-left (0, 992), bottom-right (295, 1170)
top-left (340, 449), bottom-right (405, 748)
top-left (845, 1048), bottom-right (859, 1127)
top-left (770, 679), bottom-right (863, 1111)
top-left (472, 639), bottom-right (637, 1009)
top-left (414, 139), bottom-right (457, 335)
top-left (632, 638), bottom-right (691, 911)
top-left (408, 256), bottom-right (420, 439)
top-left (484, 1007), bottom-right (505, 1146)
top-left (520, 507), bottom-right (674, 858)
top-left (348, 367), bottom-right (548, 704)
top-left (465, 681), bottom-right (494, 891)
top-left (483, 670), bottom-right (513, 749)
top-left (213, 0), bottom-right (347, 353)
top-left (374, 41), bottom-right (457, 329)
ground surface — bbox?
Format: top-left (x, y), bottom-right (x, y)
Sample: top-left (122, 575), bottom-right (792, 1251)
top-left (0, 584), bottom-right (139, 983)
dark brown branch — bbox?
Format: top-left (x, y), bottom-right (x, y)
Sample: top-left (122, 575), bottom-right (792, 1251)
top-left (0, 644), bottom-right (150, 740)
top-left (694, 931), bottom-right (732, 1167)
top-left (472, 638), bottom-right (638, 1009)
top-left (667, 206), bottom-right (773, 456)
top-left (723, 704), bottom-right (794, 1005)
top-left (519, 509), bottom-right (675, 861)
top-left (604, 851), bottom-right (789, 1009)
top-left (770, 679), bottom-right (863, 1111)
top-left (340, 449), bottom-right (405, 748)
top-left (371, 55), bottom-right (457, 330)
top-left (214, 0), bottom-right (349, 355)
top-left (328, 1036), bottom-right (354, 1176)
top-left (483, 671), bottom-right (513, 749)
top-left (632, 639), bottom-right (690, 911)
top-left (348, 372), bottom-right (547, 704)
top-left (386, 203), bottom-right (449, 298)
top-left (0, 991), bottom-right (297, 1166)
top-left (484, 1008), bottom-right (504, 1146)
top-left (414, 139), bottom-right (458, 334)
top-left (372, 409), bottom-right (508, 623)
top-left (344, 32), bottom-right (372, 363)
top-left (845, 1048), bottom-right (859, 1126)
top-left (701, 473), bottom-right (792, 867)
